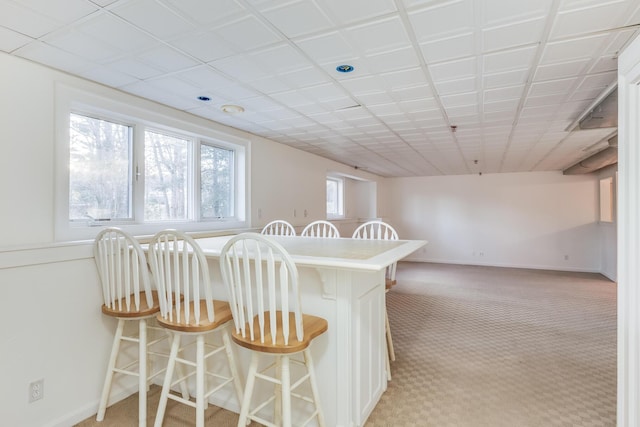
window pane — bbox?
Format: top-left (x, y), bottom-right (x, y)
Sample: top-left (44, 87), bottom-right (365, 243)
top-left (69, 113), bottom-right (132, 221)
top-left (144, 131), bottom-right (188, 221)
top-left (201, 144), bottom-right (234, 218)
top-left (327, 178), bottom-right (342, 216)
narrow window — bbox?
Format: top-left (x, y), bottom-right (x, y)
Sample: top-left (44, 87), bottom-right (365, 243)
top-left (144, 130), bottom-right (189, 221)
top-left (69, 113), bottom-right (132, 221)
top-left (327, 176), bottom-right (344, 218)
top-left (201, 143), bottom-right (234, 219)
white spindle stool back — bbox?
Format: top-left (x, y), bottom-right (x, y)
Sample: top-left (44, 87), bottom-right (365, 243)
top-left (261, 219), bottom-right (296, 236)
top-left (301, 220), bottom-right (340, 238)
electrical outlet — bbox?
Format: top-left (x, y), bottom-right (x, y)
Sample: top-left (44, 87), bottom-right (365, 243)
top-left (29, 379), bottom-right (44, 403)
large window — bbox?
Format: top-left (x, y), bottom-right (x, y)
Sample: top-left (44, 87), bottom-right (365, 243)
top-left (58, 87), bottom-right (247, 240)
top-left (327, 176), bottom-right (344, 218)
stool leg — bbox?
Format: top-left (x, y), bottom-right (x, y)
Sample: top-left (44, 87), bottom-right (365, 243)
top-left (385, 306), bottom-right (396, 362)
top-left (304, 348), bottom-right (325, 427)
top-left (274, 356), bottom-right (282, 425)
top-left (162, 330), bottom-right (190, 400)
top-left (222, 330), bottom-right (244, 405)
top-left (138, 319), bottom-right (147, 427)
top-left (238, 353), bottom-right (259, 426)
top-left (154, 333), bottom-right (181, 427)
top-left (281, 355), bottom-right (291, 427)
top-left (196, 334), bottom-right (206, 427)
top-left (97, 319), bottom-right (125, 421)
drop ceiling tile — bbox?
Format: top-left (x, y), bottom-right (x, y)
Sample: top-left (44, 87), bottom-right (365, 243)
top-left (138, 45), bottom-right (200, 72)
top-left (441, 92), bottom-right (477, 108)
top-left (367, 103), bottom-right (404, 116)
top-left (482, 0), bottom-right (553, 26)
top-left (215, 15), bottom-right (282, 52)
top-left (112, 0), bottom-right (194, 40)
top-left (299, 82), bottom-right (349, 103)
top-left (444, 104), bottom-right (478, 118)
top-left (245, 75), bottom-right (291, 94)
top-left (484, 99), bottom-right (520, 113)
top-left (177, 66), bottom-right (234, 91)
top-left (408, 0), bottom-right (474, 43)
top-left (391, 84), bottom-right (433, 101)
top-left (169, 30), bottom-right (237, 62)
top-left (483, 85), bottom-right (524, 102)
top-left (435, 76), bottom-right (477, 96)
top-left (575, 71), bottom-right (617, 91)
top-left (483, 45), bottom-right (537, 74)
top-left (78, 66), bottom-right (139, 88)
top-left (364, 47), bottom-right (421, 74)
top-left (345, 16), bottom-right (410, 55)
top-left (162, 0), bottom-right (246, 27)
top-left (76, 13), bottom-right (158, 52)
top-left (250, 44), bottom-right (311, 74)
top-left (280, 67), bottom-right (332, 89)
top-left (14, 41), bottom-right (94, 73)
top-left (588, 55), bottom-right (617, 74)
top-left (0, 1), bottom-right (59, 38)
top-left (482, 18), bottom-right (545, 52)
top-left (108, 56), bottom-right (165, 79)
top-left (320, 0), bottom-right (397, 26)
top-left (419, 32), bottom-right (475, 64)
top-left (524, 93), bottom-right (567, 107)
top-left (540, 34), bottom-right (609, 65)
top-left (381, 67), bottom-right (429, 89)
top-left (18, 0), bottom-right (98, 25)
top-left (339, 75), bottom-right (388, 95)
top-left (260, 0), bottom-right (333, 38)
top-left (528, 77), bottom-right (578, 97)
top-left (483, 69), bottom-right (529, 89)
top-left (210, 54), bottom-right (273, 81)
top-left (550, 1), bottom-right (631, 39)
top-left (356, 91), bottom-right (396, 105)
top-left (294, 31), bottom-right (357, 64)
top-left (533, 58), bottom-right (592, 81)
top-left (0, 26), bottom-right (34, 52)
top-left (429, 56), bottom-right (477, 82)
top-left (399, 98), bottom-right (439, 112)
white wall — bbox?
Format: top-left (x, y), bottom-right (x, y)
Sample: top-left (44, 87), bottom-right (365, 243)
top-left (0, 53), bottom-right (380, 427)
top-left (385, 171), bottom-right (602, 272)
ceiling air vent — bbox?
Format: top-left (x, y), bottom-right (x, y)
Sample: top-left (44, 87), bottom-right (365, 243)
top-left (578, 89), bottom-right (617, 130)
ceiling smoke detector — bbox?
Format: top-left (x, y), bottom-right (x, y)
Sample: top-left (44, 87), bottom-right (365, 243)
top-left (450, 125), bottom-right (457, 132)
top-left (221, 104), bottom-right (245, 114)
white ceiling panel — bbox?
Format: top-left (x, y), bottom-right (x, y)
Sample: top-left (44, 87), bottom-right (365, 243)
top-left (7, 0), bottom-right (634, 177)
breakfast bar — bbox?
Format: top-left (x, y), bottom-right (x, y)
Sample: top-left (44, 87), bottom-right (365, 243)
top-left (195, 234), bottom-right (426, 427)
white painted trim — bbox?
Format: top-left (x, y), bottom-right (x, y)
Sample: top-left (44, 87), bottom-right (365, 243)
top-left (401, 257), bottom-right (604, 275)
top-left (617, 31), bottom-right (640, 427)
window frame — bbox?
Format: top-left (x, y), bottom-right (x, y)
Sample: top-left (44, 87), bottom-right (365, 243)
top-left (55, 84), bottom-right (249, 241)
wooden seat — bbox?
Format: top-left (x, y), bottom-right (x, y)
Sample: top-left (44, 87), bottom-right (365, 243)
top-left (352, 220), bottom-right (399, 380)
top-left (94, 227), bottom-right (186, 427)
top-left (301, 220), bottom-right (340, 238)
top-left (261, 220), bottom-right (296, 236)
top-left (220, 233), bottom-right (327, 427)
top-left (148, 230), bottom-right (243, 427)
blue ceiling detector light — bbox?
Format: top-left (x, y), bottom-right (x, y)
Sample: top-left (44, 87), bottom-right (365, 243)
top-left (197, 96), bottom-right (211, 101)
top-left (336, 64), bottom-right (354, 73)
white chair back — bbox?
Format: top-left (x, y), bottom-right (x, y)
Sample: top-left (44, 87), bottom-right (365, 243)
top-left (261, 220), bottom-right (296, 236)
top-left (148, 229), bottom-right (214, 325)
top-left (352, 221), bottom-right (399, 281)
top-left (94, 227), bottom-right (154, 313)
top-left (220, 233), bottom-right (303, 346)
top-left (301, 220), bottom-right (340, 238)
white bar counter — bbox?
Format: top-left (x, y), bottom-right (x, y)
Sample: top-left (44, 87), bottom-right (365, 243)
top-left (197, 234), bottom-right (426, 427)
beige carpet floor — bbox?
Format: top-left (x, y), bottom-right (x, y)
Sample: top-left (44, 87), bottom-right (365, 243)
top-left (76, 262), bottom-right (616, 427)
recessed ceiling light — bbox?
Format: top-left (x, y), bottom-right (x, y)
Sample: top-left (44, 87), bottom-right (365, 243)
top-left (197, 96), bottom-right (211, 101)
top-left (336, 64), bottom-right (354, 73)
top-left (221, 104), bottom-right (245, 114)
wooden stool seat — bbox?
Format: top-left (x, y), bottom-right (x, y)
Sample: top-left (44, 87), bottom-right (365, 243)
top-left (232, 312), bottom-right (328, 354)
top-left (156, 300), bottom-right (233, 333)
top-left (101, 290), bottom-right (161, 318)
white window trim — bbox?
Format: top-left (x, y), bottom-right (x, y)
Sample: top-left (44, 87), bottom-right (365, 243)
top-left (55, 83), bottom-right (249, 241)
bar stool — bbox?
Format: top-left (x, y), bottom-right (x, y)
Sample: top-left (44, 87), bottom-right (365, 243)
top-left (94, 227), bottom-right (188, 427)
top-left (261, 220), bottom-right (296, 236)
top-left (148, 229), bottom-right (244, 427)
top-left (301, 220), bottom-right (340, 238)
top-left (352, 220), bottom-right (399, 381)
top-left (220, 233), bottom-right (327, 427)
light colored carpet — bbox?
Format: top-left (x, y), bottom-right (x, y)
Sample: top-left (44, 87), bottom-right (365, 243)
top-left (76, 262), bottom-right (616, 427)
